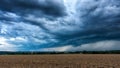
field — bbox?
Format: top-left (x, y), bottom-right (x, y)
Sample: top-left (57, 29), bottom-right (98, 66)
top-left (0, 54), bottom-right (120, 68)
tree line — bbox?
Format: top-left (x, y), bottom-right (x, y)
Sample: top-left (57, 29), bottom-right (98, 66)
top-left (0, 50), bottom-right (120, 55)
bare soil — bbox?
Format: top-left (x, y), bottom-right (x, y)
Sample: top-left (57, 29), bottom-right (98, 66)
top-left (0, 54), bottom-right (120, 68)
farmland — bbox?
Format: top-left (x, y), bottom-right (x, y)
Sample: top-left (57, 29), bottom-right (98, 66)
top-left (0, 54), bottom-right (120, 68)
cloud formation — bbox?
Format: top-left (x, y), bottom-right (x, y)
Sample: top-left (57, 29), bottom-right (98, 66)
top-left (0, 0), bottom-right (120, 51)
top-left (0, 0), bottom-right (66, 17)
top-left (40, 40), bottom-right (120, 52)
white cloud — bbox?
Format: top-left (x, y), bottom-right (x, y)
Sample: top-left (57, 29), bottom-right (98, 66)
top-left (40, 40), bottom-right (120, 51)
top-left (9, 37), bottom-right (27, 42)
top-left (40, 45), bottom-right (72, 52)
top-left (0, 25), bottom-right (8, 34)
top-left (70, 40), bottom-right (120, 51)
top-left (64, 0), bottom-right (77, 13)
top-left (3, 12), bottom-right (20, 18)
top-left (0, 37), bottom-right (18, 51)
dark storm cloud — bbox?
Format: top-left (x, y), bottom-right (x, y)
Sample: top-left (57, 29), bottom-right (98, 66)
top-left (0, 0), bottom-right (120, 51)
top-left (54, 0), bottom-right (120, 46)
top-left (36, 0), bottom-right (120, 49)
top-left (0, 0), bottom-right (66, 17)
top-left (69, 0), bottom-right (120, 45)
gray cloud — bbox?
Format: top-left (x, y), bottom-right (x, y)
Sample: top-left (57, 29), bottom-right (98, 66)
top-left (0, 0), bottom-right (120, 51)
top-left (0, 0), bottom-right (66, 17)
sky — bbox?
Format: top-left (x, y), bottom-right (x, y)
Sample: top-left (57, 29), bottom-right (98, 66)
top-left (0, 0), bottom-right (120, 51)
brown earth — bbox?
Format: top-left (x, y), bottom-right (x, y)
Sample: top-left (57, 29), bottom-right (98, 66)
top-left (0, 54), bottom-right (120, 68)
